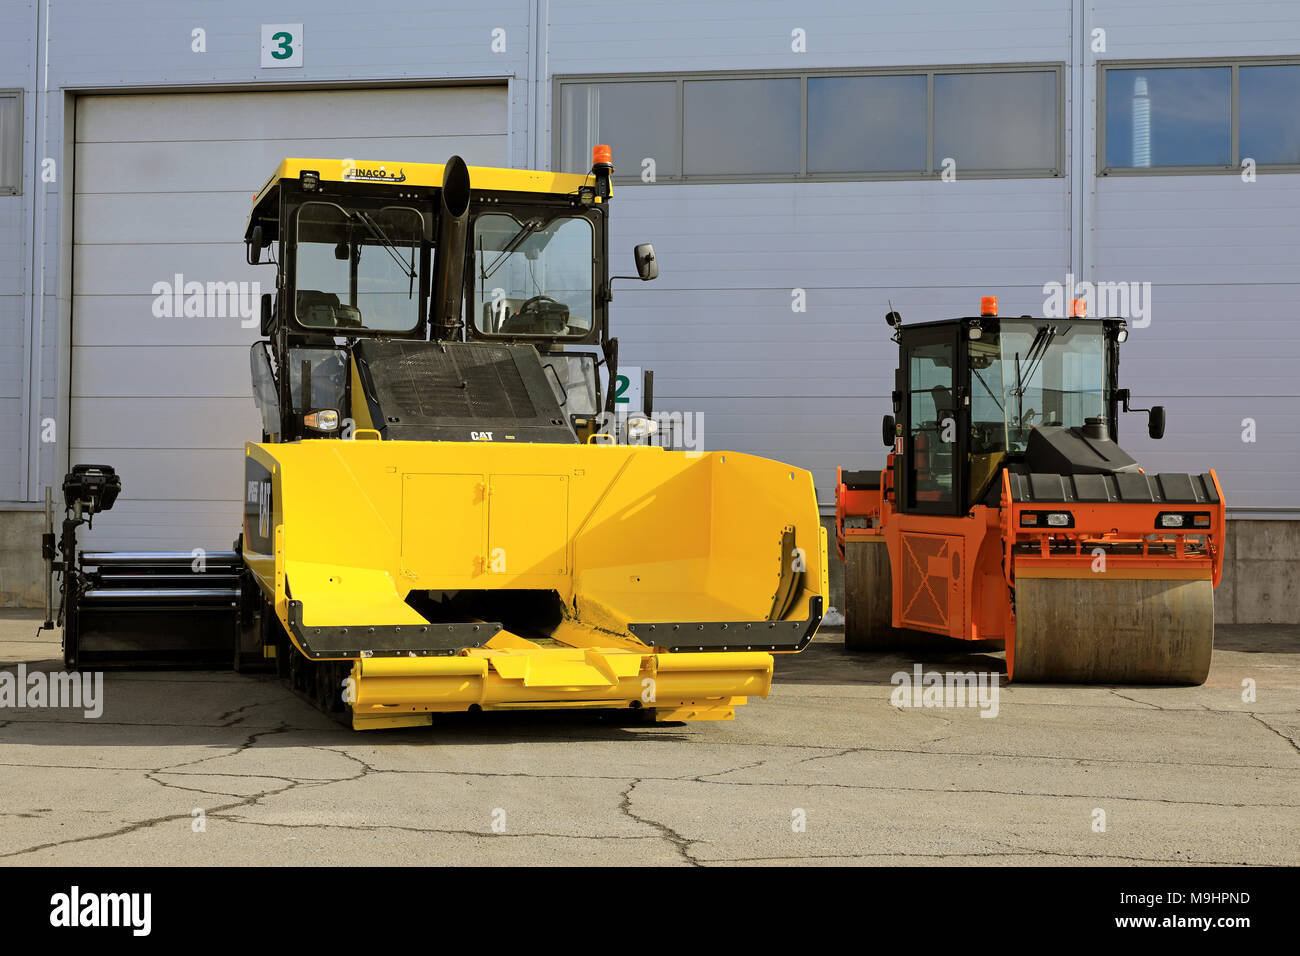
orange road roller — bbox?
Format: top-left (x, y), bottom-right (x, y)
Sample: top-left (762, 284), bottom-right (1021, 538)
top-left (835, 297), bottom-right (1224, 684)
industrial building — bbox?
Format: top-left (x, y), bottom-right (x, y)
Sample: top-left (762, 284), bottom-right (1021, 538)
top-left (1, 0), bottom-right (1296, 623)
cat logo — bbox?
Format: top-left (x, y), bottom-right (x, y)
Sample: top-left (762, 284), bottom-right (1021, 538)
top-left (470, 431), bottom-right (494, 441)
top-left (257, 480), bottom-right (272, 537)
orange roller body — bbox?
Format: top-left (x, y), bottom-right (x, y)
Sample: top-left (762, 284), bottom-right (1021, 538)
top-left (835, 303), bottom-right (1224, 684)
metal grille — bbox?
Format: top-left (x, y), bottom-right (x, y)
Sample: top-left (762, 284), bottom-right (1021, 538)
top-left (377, 342), bottom-right (536, 421)
top-left (900, 533), bottom-right (948, 628)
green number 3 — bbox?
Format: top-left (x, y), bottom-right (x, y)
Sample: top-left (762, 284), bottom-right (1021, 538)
top-left (271, 31), bottom-right (294, 60)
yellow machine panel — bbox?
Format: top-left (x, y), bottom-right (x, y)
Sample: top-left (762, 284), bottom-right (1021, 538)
top-left (488, 474), bottom-right (570, 576)
top-left (244, 439), bottom-right (826, 729)
top-left (401, 474), bottom-right (487, 577)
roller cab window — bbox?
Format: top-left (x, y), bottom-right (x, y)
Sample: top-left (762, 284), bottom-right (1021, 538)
top-left (293, 201), bottom-right (426, 333)
top-left (471, 213), bottom-right (595, 338)
top-left (905, 337), bottom-right (957, 511)
top-left (968, 321), bottom-right (1107, 503)
top-left (970, 322), bottom-right (1107, 454)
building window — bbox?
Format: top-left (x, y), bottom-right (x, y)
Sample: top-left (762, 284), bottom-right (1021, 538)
top-left (807, 74), bottom-right (926, 173)
top-left (559, 81), bottom-right (678, 180)
top-left (0, 91), bottom-right (22, 196)
top-left (1101, 59), bottom-right (1300, 173)
top-left (933, 71), bottom-right (1059, 171)
top-left (1239, 65), bottom-right (1300, 166)
top-left (555, 66), bottom-right (1063, 183)
top-left (1104, 67), bottom-right (1231, 168)
top-left (684, 78), bottom-right (801, 176)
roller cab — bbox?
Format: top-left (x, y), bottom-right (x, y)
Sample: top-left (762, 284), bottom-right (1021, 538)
top-left (47, 150), bottom-right (827, 729)
top-left (835, 299), bottom-right (1224, 684)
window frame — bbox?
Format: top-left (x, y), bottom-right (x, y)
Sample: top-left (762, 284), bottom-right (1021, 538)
top-left (0, 90), bottom-right (23, 196)
top-left (553, 63), bottom-right (1065, 185)
top-left (465, 205), bottom-right (602, 344)
top-left (286, 196), bottom-right (431, 337)
top-left (897, 322), bottom-right (967, 516)
top-left (1098, 56), bottom-right (1300, 176)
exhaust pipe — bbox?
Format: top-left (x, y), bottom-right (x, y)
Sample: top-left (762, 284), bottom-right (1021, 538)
top-left (1081, 416), bottom-right (1110, 441)
top-left (430, 156), bottom-right (471, 340)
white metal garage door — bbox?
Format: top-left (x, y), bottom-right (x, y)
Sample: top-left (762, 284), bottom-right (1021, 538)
top-left (71, 86), bottom-right (507, 550)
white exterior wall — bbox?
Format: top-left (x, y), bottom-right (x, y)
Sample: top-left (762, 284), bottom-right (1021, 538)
top-left (0, 0), bottom-right (1296, 543)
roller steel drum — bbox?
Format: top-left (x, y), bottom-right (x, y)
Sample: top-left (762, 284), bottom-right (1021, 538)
top-left (1011, 575), bottom-right (1213, 684)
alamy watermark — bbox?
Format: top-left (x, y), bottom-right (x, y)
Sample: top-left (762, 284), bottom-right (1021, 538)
top-left (1043, 272), bottom-right (1151, 327)
top-left (0, 664), bottom-right (103, 719)
top-left (151, 273), bottom-right (260, 327)
top-left (50, 886), bottom-right (150, 936)
top-left (890, 664), bottom-right (999, 718)
top-left (589, 410), bottom-right (706, 457)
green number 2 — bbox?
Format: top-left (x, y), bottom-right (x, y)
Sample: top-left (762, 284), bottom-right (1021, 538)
top-left (271, 31), bottom-right (294, 60)
top-left (614, 375), bottom-right (629, 404)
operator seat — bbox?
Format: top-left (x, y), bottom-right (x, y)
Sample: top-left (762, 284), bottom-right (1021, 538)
top-left (296, 290), bottom-right (362, 329)
top-left (921, 384), bottom-right (955, 499)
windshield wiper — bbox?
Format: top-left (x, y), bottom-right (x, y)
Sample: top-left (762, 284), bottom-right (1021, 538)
top-left (354, 210), bottom-right (417, 298)
top-left (972, 366), bottom-right (1003, 412)
top-left (481, 219), bottom-right (541, 282)
top-left (1011, 325), bottom-right (1057, 428)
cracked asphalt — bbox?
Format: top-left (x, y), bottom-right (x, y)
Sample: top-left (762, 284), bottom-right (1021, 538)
top-left (1, 610), bottom-right (1297, 866)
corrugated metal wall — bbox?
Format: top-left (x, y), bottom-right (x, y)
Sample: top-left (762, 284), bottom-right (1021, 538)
top-left (1086, 1), bottom-right (1300, 514)
top-left (547, 0), bottom-right (1299, 513)
top-left (548, 0), bottom-right (1073, 506)
top-left (0, 0), bottom-right (1297, 528)
top-left (0, 1), bottom-right (37, 501)
top-left (0, 0), bottom-right (535, 518)
top-left (70, 87), bottom-right (508, 550)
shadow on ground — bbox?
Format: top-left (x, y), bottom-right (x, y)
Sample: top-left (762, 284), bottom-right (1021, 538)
top-left (777, 628), bottom-right (1006, 685)
top-left (2, 618), bottom-right (1296, 752)
top-left (778, 623), bottom-right (1300, 684)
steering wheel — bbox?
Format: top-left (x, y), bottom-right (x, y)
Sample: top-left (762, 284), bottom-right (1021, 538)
top-left (519, 294), bottom-right (558, 312)
top-left (501, 295), bottom-right (569, 335)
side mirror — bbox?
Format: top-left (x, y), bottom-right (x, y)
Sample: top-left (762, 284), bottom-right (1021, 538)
top-left (634, 243), bottom-right (658, 281)
top-left (259, 294), bottom-right (274, 336)
top-left (885, 310), bottom-right (902, 328)
top-left (246, 225), bottom-right (264, 265)
top-left (334, 241), bottom-right (349, 261)
top-left (1148, 405), bottom-right (1166, 440)
top-left (882, 414), bottom-right (896, 448)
